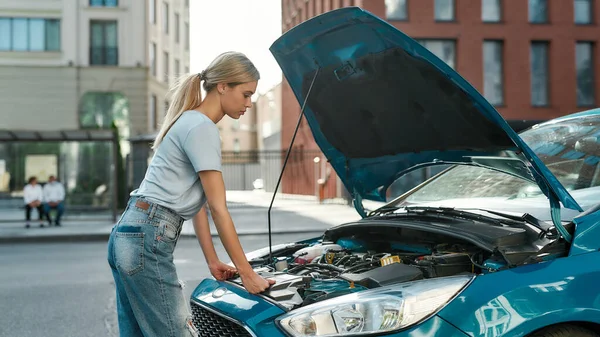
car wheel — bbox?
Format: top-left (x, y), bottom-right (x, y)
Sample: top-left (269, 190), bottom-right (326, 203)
top-left (529, 325), bottom-right (599, 337)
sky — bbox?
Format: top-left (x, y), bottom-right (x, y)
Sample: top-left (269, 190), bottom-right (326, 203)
top-left (189, 0), bottom-right (283, 96)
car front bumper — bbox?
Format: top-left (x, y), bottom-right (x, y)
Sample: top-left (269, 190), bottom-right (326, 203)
top-left (191, 278), bottom-right (469, 337)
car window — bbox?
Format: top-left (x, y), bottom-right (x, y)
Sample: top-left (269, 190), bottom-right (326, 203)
top-left (400, 115), bottom-right (600, 204)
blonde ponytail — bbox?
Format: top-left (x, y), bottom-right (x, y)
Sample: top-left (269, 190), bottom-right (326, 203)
top-left (152, 73), bottom-right (202, 149)
top-left (152, 51), bottom-right (259, 150)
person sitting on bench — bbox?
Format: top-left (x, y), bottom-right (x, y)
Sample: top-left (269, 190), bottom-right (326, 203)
top-left (43, 175), bottom-right (65, 226)
top-left (23, 176), bottom-right (45, 228)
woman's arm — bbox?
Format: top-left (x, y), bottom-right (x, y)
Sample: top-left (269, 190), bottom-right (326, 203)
top-left (192, 206), bottom-right (236, 280)
top-left (198, 170), bottom-right (274, 294)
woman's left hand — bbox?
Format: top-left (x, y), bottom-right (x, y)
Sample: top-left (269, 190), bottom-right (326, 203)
top-left (209, 261), bottom-right (238, 281)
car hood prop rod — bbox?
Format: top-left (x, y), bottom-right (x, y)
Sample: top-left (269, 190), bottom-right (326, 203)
top-left (267, 67), bottom-right (321, 264)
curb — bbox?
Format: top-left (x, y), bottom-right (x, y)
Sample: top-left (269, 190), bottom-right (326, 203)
top-left (0, 229), bottom-right (326, 244)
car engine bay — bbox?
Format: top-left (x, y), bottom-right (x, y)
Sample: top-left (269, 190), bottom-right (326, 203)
top-left (230, 220), bottom-right (569, 310)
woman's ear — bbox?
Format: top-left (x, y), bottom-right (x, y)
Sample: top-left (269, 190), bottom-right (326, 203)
top-left (217, 83), bottom-right (226, 95)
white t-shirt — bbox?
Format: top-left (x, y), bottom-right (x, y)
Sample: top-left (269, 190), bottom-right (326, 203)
top-left (24, 184), bottom-right (43, 205)
top-left (43, 182), bottom-right (65, 203)
top-left (130, 111), bottom-right (222, 220)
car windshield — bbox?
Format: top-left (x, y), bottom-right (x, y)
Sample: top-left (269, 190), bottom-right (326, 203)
top-left (401, 115), bottom-right (600, 206)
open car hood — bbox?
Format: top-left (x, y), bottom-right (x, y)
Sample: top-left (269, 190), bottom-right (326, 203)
top-left (269, 7), bottom-right (581, 214)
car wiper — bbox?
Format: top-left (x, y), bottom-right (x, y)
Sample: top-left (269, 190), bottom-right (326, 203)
top-left (377, 206), bottom-right (525, 228)
top-left (477, 209), bottom-right (548, 232)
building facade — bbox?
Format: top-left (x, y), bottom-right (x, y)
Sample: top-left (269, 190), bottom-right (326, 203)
top-left (280, 0), bottom-right (600, 199)
top-left (0, 0), bottom-right (189, 209)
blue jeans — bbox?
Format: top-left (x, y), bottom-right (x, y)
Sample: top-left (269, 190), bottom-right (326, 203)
top-left (107, 197), bottom-right (199, 337)
top-left (43, 202), bottom-right (64, 223)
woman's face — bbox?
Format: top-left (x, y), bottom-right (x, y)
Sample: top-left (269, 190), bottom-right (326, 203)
top-left (220, 81), bottom-right (257, 119)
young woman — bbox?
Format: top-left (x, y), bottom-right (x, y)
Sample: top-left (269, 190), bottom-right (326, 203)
top-left (107, 51), bottom-right (274, 337)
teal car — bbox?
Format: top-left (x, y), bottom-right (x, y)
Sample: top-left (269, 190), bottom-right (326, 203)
top-left (190, 7), bottom-right (600, 337)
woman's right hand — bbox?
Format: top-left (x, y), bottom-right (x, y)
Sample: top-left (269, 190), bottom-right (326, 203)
top-left (239, 270), bottom-right (275, 294)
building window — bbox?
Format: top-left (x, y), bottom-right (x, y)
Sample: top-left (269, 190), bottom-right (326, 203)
top-left (233, 139), bottom-right (241, 153)
top-left (529, 0), bottom-right (548, 23)
top-left (483, 40), bottom-right (504, 106)
top-left (575, 0), bottom-right (592, 24)
top-left (90, 0), bottom-right (118, 6)
top-left (435, 0), bottom-right (455, 21)
top-left (149, 0), bottom-right (156, 23)
top-left (184, 22), bottom-right (189, 51)
top-left (163, 51), bottom-right (169, 83)
top-left (90, 20), bottom-right (118, 65)
top-left (0, 18), bottom-right (60, 51)
top-left (184, 66), bottom-right (189, 74)
top-left (162, 2), bottom-right (169, 34)
top-left (174, 58), bottom-right (180, 77)
top-left (385, 0), bottom-right (407, 20)
top-left (482, 0), bottom-right (502, 22)
top-left (531, 41), bottom-right (549, 106)
top-left (149, 43), bottom-right (156, 76)
top-left (576, 42), bottom-right (595, 106)
top-left (174, 13), bottom-right (180, 43)
top-left (185, 0), bottom-right (189, 7)
top-left (416, 39), bottom-right (456, 69)
top-left (150, 94), bottom-right (157, 130)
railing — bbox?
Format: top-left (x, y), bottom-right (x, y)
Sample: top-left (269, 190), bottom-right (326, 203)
top-left (90, 47), bottom-right (118, 66)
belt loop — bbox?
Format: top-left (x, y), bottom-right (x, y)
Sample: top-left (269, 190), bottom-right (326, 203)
top-left (148, 202), bottom-right (157, 220)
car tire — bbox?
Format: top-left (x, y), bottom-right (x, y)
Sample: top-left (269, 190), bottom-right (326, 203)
top-left (529, 324), bottom-right (599, 337)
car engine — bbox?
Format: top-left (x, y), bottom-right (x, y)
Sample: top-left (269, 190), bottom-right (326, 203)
top-left (230, 239), bottom-right (481, 310)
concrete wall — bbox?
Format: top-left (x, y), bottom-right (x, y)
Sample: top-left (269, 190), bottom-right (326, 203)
top-left (0, 66), bottom-right (79, 130)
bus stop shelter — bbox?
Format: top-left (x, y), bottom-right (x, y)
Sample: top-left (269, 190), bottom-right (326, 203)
top-left (0, 129), bottom-right (120, 221)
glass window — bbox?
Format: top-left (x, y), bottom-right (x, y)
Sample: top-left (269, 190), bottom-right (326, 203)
top-left (575, 0), bottom-right (592, 24)
top-left (482, 0), bottom-right (502, 22)
top-left (0, 18), bottom-right (61, 51)
top-left (483, 40), bottom-right (504, 106)
top-left (150, 94), bottom-right (157, 130)
top-left (0, 18), bottom-right (10, 50)
top-left (435, 0), bottom-right (455, 21)
top-left (174, 58), bottom-right (180, 76)
top-left (416, 39), bottom-right (456, 69)
top-left (163, 51), bottom-right (169, 83)
top-left (174, 13), bottom-right (180, 43)
top-left (529, 0), bottom-right (548, 23)
top-left (531, 41), bottom-right (549, 106)
top-left (184, 22), bottom-right (189, 50)
top-left (150, 43), bottom-right (156, 76)
top-left (401, 115), bottom-right (600, 209)
top-left (12, 18), bottom-right (28, 51)
top-left (576, 42), bottom-right (594, 106)
top-left (28, 19), bottom-right (45, 51)
top-left (45, 19), bottom-right (60, 51)
top-left (90, 0), bottom-right (118, 6)
top-left (162, 2), bottom-right (169, 34)
top-left (149, 0), bottom-right (156, 23)
top-left (385, 0), bottom-right (407, 20)
top-left (90, 20), bottom-right (118, 65)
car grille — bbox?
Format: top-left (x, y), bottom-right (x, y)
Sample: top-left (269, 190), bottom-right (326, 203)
top-left (190, 301), bottom-right (253, 337)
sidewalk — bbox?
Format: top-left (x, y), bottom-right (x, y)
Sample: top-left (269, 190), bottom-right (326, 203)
top-left (0, 190), bottom-right (385, 244)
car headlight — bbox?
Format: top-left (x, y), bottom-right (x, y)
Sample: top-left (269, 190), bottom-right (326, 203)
top-left (276, 275), bottom-right (472, 336)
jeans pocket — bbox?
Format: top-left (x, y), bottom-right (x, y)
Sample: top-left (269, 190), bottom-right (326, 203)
top-left (159, 222), bottom-right (179, 243)
top-left (115, 232), bottom-right (145, 276)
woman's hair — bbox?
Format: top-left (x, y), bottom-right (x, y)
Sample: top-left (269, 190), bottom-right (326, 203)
top-left (28, 176), bottom-right (36, 184)
top-left (152, 51), bottom-right (260, 149)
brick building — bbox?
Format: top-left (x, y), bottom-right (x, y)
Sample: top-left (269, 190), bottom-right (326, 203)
top-left (280, 0), bottom-right (600, 199)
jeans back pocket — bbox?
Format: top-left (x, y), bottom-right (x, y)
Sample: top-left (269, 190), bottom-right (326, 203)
top-left (114, 231), bottom-right (145, 276)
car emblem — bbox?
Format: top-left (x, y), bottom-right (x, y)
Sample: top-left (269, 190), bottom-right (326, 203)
top-left (212, 287), bottom-right (227, 298)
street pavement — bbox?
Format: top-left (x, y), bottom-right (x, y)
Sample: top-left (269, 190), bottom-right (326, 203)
top-left (0, 190), bottom-right (385, 244)
top-left (0, 233), bottom-right (315, 337)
